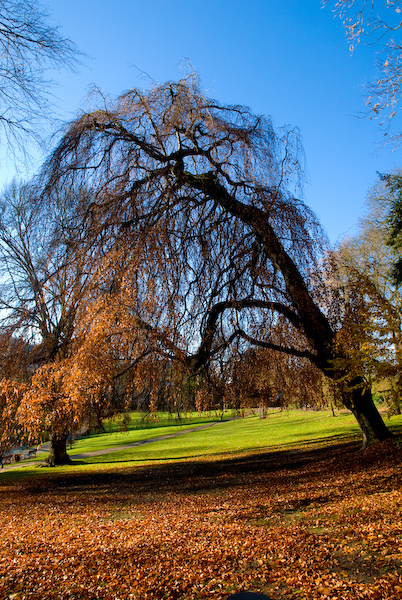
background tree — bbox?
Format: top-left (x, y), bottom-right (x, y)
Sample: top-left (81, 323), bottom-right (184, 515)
top-left (335, 172), bottom-right (402, 414)
top-left (228, 346), bottom-right (329, 416)
top-left (0, 181), bottom-right (100, 464)
top-left (328, 0), bottom-right (402, 141)
top-left (0, 378), bottom-right (26, 462)
top-left (0, 0), bottom-right (79, 158)
top-left (381, 170), bottom-right (402, 282)
top-left (41, 75), bottom-right (392, 448)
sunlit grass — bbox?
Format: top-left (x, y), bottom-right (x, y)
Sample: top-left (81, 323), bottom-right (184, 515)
top-left (75, 409), bottom-right (363, 465)
top-left (68, 410), bottom-right (233, 454)
top-left (77, 409), bottom-right (402, 465)
top-left (3, 408), bottom-right (402, 483)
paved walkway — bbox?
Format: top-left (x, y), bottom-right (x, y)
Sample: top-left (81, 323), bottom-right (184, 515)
top-left (0, 420), bottom-right (229, 472)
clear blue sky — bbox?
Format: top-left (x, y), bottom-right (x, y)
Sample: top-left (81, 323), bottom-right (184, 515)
top-left (3, 0), bottom-right (402, 244)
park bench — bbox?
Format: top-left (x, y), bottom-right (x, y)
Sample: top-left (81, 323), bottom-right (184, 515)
top-left (0, 454), bottom-right (12, 467)
top-left (27, 448), bottom-right (37, 459)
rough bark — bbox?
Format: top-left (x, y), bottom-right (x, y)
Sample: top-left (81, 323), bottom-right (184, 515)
top-left (46, 431), bottom-right (72, 466)
top-left (342, 379), bottom-right (393, 449)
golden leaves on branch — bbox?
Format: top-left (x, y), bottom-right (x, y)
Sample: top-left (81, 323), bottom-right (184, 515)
top-left (328, 0), bottom-right (402, 139)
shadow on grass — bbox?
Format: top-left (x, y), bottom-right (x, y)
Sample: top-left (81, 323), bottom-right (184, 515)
top-left (6, 437), bottom-right (401, 502)
top-left (72, 431), bottom-right (361, 465)
top-left (69, 419), bottom-right (234, 455)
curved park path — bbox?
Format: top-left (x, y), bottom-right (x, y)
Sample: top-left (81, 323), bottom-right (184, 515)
top-left (0, 419), bottom-right (230, 472)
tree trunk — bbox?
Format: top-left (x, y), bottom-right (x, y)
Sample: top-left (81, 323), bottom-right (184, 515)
top-left (46, 431), bottom-right (72, 466)
top-left (342, 378), bottom-right (393, 449)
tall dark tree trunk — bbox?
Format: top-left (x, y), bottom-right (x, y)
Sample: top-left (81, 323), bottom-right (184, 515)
top-left (46, 431), bottom-right (72, 466)
top-left (342, 379), bottom-right (393, 449)
top-left (216, 190), bottom-right (394, 448)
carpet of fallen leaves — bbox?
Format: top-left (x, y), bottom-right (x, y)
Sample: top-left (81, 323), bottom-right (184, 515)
top-left (1, 440), bottom-right (402, 600)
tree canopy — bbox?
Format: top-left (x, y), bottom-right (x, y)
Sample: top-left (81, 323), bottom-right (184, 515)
top-left (0, 76), bottom-right (396, 463)
top-left (36, 75), bottom-right (392, 455)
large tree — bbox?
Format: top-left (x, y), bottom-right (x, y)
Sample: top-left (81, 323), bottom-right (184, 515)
top-left (41, 76), bottom-right (392, 449)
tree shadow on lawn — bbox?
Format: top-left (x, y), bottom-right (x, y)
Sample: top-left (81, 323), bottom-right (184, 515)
top-left (2, 439), bottom-right (401, 600)
top-left (73, 430), bottom-right (362, 465)
top-left (14, 438), bottom-right (402, 505)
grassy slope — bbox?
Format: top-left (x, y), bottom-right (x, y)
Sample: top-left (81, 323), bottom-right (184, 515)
top-left (5, 408), bottom-right (402, 477)
top-left (65, 408), bottom-right (402, 462)
top-left (74, 409), bottom-right (365, 464)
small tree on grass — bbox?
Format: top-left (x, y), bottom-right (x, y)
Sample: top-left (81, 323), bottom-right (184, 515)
top-left (0, 182), bottom-right (103, 464)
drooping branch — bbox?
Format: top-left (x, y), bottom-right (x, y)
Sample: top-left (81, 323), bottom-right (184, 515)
top-left (236, 328), bottom-right (317, 363)
top-left (37, 76), bottom-right (393, 446)
top-left (180, 169), bottom-right (335, 368)
top-left (189, 298), bottom-right (303, 372)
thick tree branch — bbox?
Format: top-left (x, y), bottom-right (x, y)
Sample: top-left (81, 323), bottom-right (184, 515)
top-left (189, 298), bottom-right (302, 372)
top-left (236, 328), bottom-right (317, 363)
top-left (180, 169), bottom-right (334, 367)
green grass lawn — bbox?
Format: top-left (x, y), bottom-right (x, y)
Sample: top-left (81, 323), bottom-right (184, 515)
top-left (67, 409), bottom-right (234, 454)
top-left (75, 408), bottom-right (402, 465)
top-left (6, 408), bottom-right (402, 480)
